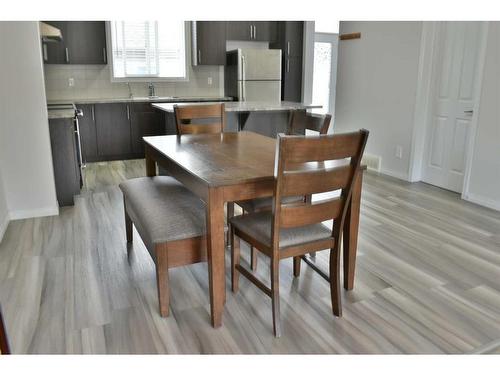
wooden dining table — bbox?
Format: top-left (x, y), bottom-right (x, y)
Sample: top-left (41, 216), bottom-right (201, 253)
top-left (143, 131), bottom-right (364, 328)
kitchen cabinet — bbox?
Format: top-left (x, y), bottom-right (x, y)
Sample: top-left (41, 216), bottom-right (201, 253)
top-left (193, 21), bottom-right (227, 65)
top-left (42, 21), bottom-right (107, 65)
top-left (226, 21), bottom-right (278, 42)
top-left (130, 103), bottom-right (164, 154)
top-left (283, 56), bottom-right (303, 102)
top-left (76, 104), bottom-right (99, 163)
top-left (49, 118), bottom-right (81, 206)
top-left (95, 103), bottom-right (132, 158)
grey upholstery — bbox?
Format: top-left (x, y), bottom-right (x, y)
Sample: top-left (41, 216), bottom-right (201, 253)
top-left (237, 196), bottom-right (303, 213)
top-left (230, 211), bottom-right (332, 248)
top-left (119, 176), bottom-right (206, 257)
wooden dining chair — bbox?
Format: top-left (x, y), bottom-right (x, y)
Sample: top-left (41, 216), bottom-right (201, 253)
top-left (120, 176), bottom-right (207, 317)
top-left (230, 129), bottom-right (369, 337)
top-left (230, 111), bottom-right (333, 271)
top-left (0, 306), bottom-right (10, 354)
top-left (174, 103), bottom-right (226, 135)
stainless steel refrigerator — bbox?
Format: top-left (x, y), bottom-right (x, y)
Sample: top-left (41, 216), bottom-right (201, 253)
top-left (225, 48), bottom-right (282, 102)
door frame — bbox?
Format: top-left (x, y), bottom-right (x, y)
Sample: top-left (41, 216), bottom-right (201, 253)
top-left (409, 21), bottom-right (489, 199)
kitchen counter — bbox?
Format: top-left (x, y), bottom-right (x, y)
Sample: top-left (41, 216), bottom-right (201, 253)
top-left (152, 101), bottom-right (321, 113)
top-left (47, 96), bottom-right (233, 106)
top-left (47, 109), bottom-right (75, 120)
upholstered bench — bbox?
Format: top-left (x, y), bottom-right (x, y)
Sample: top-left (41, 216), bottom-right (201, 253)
top-left (119, 176), bottom-right (206, 317)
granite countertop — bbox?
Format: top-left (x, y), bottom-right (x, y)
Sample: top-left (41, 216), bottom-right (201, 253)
top-left (47, 109), bottom-right (76, 120)
top-left (151, 101), bottom-right (322, 113)
top-left (47, 96), bottom-right (233, 106)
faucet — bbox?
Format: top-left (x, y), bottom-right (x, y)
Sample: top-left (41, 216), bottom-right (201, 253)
top-left (148, 82), bottom-right (156, 98)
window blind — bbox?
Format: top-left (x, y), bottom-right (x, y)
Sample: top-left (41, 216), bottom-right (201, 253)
top-left (110, 21), bottom-right (186, 79)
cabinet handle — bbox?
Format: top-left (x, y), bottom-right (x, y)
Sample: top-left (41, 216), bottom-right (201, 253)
top-left (198, 49), bottom-right (201, 64)
top-left (126, 105), bottom-right (130, 120)
top-left (103, 47), bottom-right (107, 64)
top-left (65, 47), bottom-right (69, 63)
top-left (287, 59), bottom-right (290, 73)
top-left (43, 44), bottom-right (48, 61)
top-left (249, 24), bottom-right (253, 39)
top-left (91, 106), bottom-right (95, 121)
top-left (287, 41), bottom-right (290, 56)
top-left (253, 25), bottom-right (256, 39)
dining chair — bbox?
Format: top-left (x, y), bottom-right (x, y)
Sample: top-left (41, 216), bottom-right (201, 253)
top-left (0, 305), bottom-right (10, 354)
top-left (120, 176), bottom-right (207, 317)
top-left (229, 129), bottom-right (369, 337)
top-left (230, 111), bottom-right (333, 271)
top-left (174, 103), bottom-right (226, 135)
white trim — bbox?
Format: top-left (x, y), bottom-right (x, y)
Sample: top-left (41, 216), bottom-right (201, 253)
top-left (301, 21), bottom-right (315, 104)
top-left (461, 22), bottom-right (490, 200)
top-left (0, 211), bottom-right (9, 242)
top-left (9, 206), bottom-right (59, 220)
top-left (464, 192), bottom-right (500, 212)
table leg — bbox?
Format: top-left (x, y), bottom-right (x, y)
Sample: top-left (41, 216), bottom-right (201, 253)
top-left (206, 188), bottom-right (226, 327)
top-left (145, 147), bottom-right (157, 177)
top-left (343, 171), bottom-right (363, 290)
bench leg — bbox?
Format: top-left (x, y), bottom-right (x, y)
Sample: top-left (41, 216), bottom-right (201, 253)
top-left (155, 244), bottom-right (170, 317)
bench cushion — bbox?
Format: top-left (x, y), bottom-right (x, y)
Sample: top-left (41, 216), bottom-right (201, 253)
top-left (120, 177), bottom-right (206, 255)
top-left (230, 211), bottom-right (332, 249)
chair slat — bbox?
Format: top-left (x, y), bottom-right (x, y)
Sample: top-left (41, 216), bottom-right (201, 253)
top-left (281, 165), bottom-right (351, 197)
top-left (282, 131), bottom-right (363, 166)
top-left (175, 104), bottom-right (223, 119)
top-left (279, 198), bottom-right (344, 228)
top-left (174, 103), bottom-right (225, 135)
top-left (179, 123), bottom-right (223, 134)
top-left (289, 111), bottom-right (332, 135)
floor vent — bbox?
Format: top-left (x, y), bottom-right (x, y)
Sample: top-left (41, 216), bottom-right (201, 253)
top-left (362, 153), bottom-right (381, 172)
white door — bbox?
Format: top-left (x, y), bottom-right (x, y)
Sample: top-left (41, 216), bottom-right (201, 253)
top-left (422, 22), bottom-right (484, 193)
top-left (311, 33), bottom-right (338, 124)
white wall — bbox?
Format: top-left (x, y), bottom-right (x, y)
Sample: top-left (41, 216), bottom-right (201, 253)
top-left (334, 21), bottom-right (423, 180)
top-left (464, 22), bottom-right (500, 210)
top-left (0, 21), bottom-right (58, 220)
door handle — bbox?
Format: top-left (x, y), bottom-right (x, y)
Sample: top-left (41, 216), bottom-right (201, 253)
top-left (65, 47), bottom-right (69, 63)
top-left (253, 25), bottom-right (256, 39)
top-left (198, 49), bottom-right (201, 64)
top-left (287, 41), bottom-right (290, 56)
top-left (91, 105), bottom-right (95, 121)
top-left (126, 105), bottom-right (130, 120)
top-left (43, 44), bottom-right (48, 61)
top-left (249, 24), bottom-right (253, 39)
top-left (287, 59), bottom-right (290, 73)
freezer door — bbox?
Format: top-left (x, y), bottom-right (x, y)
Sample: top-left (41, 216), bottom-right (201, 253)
top-left (239, 80), bottom-right (281, 102)
top-left (238, 49), bottom-right (282, 81)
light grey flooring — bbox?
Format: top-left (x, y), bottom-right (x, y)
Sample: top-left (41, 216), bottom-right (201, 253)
top-left (1, 159), bottom-right (500, 354)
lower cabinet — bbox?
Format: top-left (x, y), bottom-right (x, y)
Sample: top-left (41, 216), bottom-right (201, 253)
top-left (283, 56), bottom-right (303, 102)
top-left (130, 103), bottom-right (164, 154)
top-left (77, 104), bottom-right (98, 163)
top-left (49, 118), bottom-right (81, 206)
top-left (95, 103), bottom-right (132, 158)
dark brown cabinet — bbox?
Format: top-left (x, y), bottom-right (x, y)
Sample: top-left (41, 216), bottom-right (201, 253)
top-left (95, 103), bottom-right (131, 158)
top-left (194, 21), bottom-right (227, 65)
top-left (283, 57), bottom-right (303, 102)
top-left (42, 21), bottom-right (107, 65)
top-left (76, 104), bottom-right (99, 163)
top-left (226, 21), bottom-right (278, 42)
top-left (130, 103), bottom-right (164, 154)
top-left (253, 21), bottom-right (278, 42)
top-left (226, 21), bottom-right (253, 41)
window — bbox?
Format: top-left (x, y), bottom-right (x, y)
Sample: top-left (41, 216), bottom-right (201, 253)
top-left (109, 21), bottom-right (186, 80)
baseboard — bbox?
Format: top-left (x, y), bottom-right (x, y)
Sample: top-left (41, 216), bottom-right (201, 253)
top-left (463, 193), bottom-right (500, 212)
top-left (9, 205), bottom-right (59, 220)
top-left (379, 168), bottom-right (411, 182)
top-left (0, 211), bottom-right (9, 243)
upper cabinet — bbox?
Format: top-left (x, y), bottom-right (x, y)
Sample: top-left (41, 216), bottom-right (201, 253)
top-left (193, 21), bottom-right (227, 66)
top-left (226, 21), bottom-right (278, 42)
top-left (42, 21), bottom-right (107, 65)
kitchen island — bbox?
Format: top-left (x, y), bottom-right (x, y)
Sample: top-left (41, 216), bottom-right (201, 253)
top-left (152, 101), bottom-right (321, 138)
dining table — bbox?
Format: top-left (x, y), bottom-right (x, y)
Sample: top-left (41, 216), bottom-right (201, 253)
top-left (143, 131), bottom-right (365, 328)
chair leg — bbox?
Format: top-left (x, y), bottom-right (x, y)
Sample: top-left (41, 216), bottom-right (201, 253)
top-left (155, 244), bottom-right (170, 317)
top-left (251, 247), bottom-right (258, 271)
top-left (293, 256), bottom-right (301, 277)
top-left (226, 202), bottom-right (234, 246)
top-left (271, 256), bottom-right (282, 337)
top-left (231, 230), bottom-right (241, 293)
top-left (329, 246), bottom-right (342, 317)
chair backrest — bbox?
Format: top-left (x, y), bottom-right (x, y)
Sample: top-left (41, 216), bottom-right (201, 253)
top-left (174, 103), bottom-right (226, 135)
top-left (288, 111), bottom-right (332, 135)
top-left (271, 129), bottom-right (369, 249)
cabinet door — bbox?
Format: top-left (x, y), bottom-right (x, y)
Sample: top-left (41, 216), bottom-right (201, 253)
top-left (95, 103), bottom-right (132, 157)
top-left (42, 21), bottom-right (68, 64)
top-left (283, 56), bottom-right (303, 102)
top-left (130, 103), bottom-right (163, 154)
top-left (66, 21), bottom-right (107, 64)
top-left (196, 21), bottom-right (227, 65)
top-left (76, 104), bottom-right (98, 163)
top-left (284, 21), bottom-right (303, 57)
top-left (253, 21), bottom-right (278, 42)
top-left (226, 21), bottom-right (253, 41)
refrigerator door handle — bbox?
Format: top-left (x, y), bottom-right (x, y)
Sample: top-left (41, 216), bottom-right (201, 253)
top-left (241, 54), bottom-right (246, 101)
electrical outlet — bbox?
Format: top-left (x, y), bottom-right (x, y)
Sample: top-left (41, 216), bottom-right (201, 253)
top-left (68, 77), bottom-right (75, 87)
top-left (207, 77), bottom-right (213, 85)
top-left (395, 145), bottom-right (403, 159)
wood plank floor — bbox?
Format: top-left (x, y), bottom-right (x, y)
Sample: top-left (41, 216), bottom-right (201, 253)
top-left (1, 159), bottom-right (499, 354)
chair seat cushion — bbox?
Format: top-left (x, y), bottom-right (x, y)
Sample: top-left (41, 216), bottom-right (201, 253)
top-left (230, 211), bottom-right (332, 248)
top-left (236, 195), bottom-right (303, 213)
top-left (119, 177), bottom-right (206, 253)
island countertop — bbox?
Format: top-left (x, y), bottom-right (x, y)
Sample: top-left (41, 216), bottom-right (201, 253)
top-left (151, 101), bottom-right (321, 113)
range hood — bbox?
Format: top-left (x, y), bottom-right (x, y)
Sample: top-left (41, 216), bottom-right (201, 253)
top-left (39, 22), bottom-right (63, 42)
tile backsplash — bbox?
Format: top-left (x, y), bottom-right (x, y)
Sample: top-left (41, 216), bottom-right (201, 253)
top-left (44, 63), bottom-right (224, 101)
